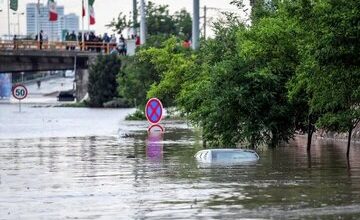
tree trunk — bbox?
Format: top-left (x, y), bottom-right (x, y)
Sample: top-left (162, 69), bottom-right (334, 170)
top-left (270, 130), bottom-right (278, 148)
top-left (307, 114), bottom-right (315, 152)
top-left (346, 126), bottom-right (353, 158)
top-left (250, 134), bottom-right (255, 149)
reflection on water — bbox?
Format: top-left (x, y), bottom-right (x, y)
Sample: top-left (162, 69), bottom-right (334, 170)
top-left (146, 132), bottom-right (164, 161)
top-left (1, 104), bottom-right (360, 219)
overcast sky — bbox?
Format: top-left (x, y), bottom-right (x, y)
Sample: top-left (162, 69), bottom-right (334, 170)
top-left (0, 0), bottom-right (249, 37)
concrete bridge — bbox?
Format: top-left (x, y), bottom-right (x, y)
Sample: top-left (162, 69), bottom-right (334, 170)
top-left (0, 49), bottom-right (96, 101)
top-left (0, 40), bottom-right (136, 101)
top-left (0, 49), bottom-right (95, 72)
top-left (0, 40), bottom-right (107, 101)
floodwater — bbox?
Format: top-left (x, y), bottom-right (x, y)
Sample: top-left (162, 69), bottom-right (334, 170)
top-left (1, 104), bottom-right (360, 219)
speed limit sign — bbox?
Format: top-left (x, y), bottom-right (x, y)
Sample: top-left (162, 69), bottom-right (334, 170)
top-left (12, 84), bottom-right (28, 100)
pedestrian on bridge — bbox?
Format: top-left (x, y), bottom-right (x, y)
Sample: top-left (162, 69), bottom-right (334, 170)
top-left (13, 35), bottom-right (18, 50)
top-left (35, 30), bottom-right (44, 50)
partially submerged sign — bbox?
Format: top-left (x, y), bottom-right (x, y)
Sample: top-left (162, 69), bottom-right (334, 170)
top-left (145, 98), bottom-right (163, 124)
top-left (145, 98), bottom-right (164, 134)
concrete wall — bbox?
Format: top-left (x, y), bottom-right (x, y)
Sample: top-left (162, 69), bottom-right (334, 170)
top-left (75, 68), bottom-right (89, 102)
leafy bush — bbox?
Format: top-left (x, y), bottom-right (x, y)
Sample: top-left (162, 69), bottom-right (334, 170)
top-left (88, 54), bottom-right (121, 107)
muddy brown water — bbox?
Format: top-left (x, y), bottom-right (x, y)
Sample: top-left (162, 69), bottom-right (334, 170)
top-left (1, 104), bottom-right (360, 219)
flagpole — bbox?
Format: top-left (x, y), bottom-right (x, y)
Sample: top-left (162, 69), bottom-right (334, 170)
top-left (37, 0), bottom-right (40, 48)
top-left (82, 0), bottom-right (84, 50)
top-left (7, 0), bottom-right (10, 38)
top-left (87, 0), bottom-right (90, 33)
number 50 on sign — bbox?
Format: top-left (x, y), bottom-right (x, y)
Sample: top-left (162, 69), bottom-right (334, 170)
top-left (12, 84), bottom-right (28, 100)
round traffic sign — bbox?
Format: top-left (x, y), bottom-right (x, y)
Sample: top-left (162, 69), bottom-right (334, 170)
top-left (145, 98), bottom-right (163, 124)
top-left (12, 84), bottom-right (28, 100)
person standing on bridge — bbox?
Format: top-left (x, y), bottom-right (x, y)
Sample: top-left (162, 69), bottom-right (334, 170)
top-left (36, 30), bottom-right (44, 50)
top-left (13, 35), bottom-right (18, 50)
top-left (69, 31), bottom-right (77, 50)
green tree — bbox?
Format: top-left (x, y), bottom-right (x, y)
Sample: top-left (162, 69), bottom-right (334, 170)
top-left (279, 0), bottom-right (317, 151)
top-left (290, 0), bottom-right (360, 156)
top-left (234, 13), bottom-right (300, 147)
top-left (143, 37), bottom-right (194, 106)
top-left (173, 9), bottom-right (192, 40)
top-left (107, 1), bottom-right (192, 40)
top-left (117, 53), bottom-right (160, 108)
top-left (88, 54), bottom-right (121, 107)
top-left (106, 12), bottom-right (131, 34)
top-left (141, 12), bottom-right (301, 148)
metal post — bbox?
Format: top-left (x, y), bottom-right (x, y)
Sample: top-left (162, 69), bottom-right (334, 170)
top-left (82, 0), bottom-right (85, 50)
top-left (17, 13), bottom-right (19, 35)
top-left (140, 0), bottom-right (146, 45)
top-left (133, 0), bottom-right (137, 36)
top-left (74, 55), bottom-right (77, 75)
top-left (87, 0), bottom-right (90, 33)
top-left (51, 22), bottom-right (53, 42)
top-left (192, 0), bottom-right (200, 50)
top-left (37, 2), bottom-right (40, 48)
top-left (17, 13), bottom-right (21, 35)
top-left (7, 0), bottom-right (10, 38)
top-left (203, 5), bottom-right (206, 39)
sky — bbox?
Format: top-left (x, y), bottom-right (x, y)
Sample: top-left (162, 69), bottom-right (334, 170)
top-left (0, 0), bottom-right (250, 38)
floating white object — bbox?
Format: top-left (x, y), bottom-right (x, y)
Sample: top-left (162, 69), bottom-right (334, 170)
top-left (195, 149), bottom-right (259, 164)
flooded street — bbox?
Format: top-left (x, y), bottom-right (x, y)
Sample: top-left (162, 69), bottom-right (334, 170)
top-left (1, 104), bottom-right (360, 219)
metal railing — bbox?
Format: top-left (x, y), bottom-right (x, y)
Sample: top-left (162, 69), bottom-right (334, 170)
top-left (0, 40), bottom-right (118, 54)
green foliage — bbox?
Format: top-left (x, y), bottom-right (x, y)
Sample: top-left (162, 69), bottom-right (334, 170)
top-left (56, 102), bottom-right (88, 108)
top-left (117, 52), bottom-right (160, 108)
top-left (107, 1), bottom-right (192, 39)
top-left (88, 54), bottom-right (121, 107)
top-left (125, 109), bottom-right (146, 120)
top-left (143, 37), bottom-right (194, 106)
top-left (173, 9), bottom-right (192, 40)
top-left (106, 12), bottom-right (131, 34)
top-left (230, 0), bottom-right (280, 23)
top-left (290, 0), bottom-right (360, 134)
top-left (115, 0), bottom-right (360, 152)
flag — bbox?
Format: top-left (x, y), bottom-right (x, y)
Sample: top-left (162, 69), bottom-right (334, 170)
top-left (82, 0), bottom-right (85, 17)
top-left (10, 0), bottom-right (18, 11)
top-left (48, 0), bottom-right (57, 21)
top-left (89, 0), bottom-right (95, 25)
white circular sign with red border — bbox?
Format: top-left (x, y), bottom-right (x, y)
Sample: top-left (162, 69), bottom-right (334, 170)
top-left (12, 84), bottom-right (28, 100)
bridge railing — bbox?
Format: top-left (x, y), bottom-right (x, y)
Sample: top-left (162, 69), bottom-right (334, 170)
top-left (0, 40), bottom-right (118, 54)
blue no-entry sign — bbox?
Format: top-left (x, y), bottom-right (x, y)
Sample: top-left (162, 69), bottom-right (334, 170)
top-left (145, 98), bottom-right (163, 124)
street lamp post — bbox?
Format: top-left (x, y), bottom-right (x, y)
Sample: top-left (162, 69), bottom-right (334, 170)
top-left (13, 12), bottom-right (25, 35)
top-left (192, 0), bottom-right (200, 50)
top-left (7, 0), bottom-right (10, 38)
top-left (140, 0), bottom-right (146, 45)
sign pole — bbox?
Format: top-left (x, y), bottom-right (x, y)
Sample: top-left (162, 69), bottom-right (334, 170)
top-left (12, 84), bottom-right (28, 112)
